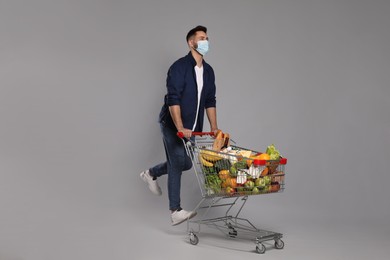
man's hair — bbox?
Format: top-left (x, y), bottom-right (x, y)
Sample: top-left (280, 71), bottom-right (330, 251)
top-left (186, 25), bottom-right (207, 42)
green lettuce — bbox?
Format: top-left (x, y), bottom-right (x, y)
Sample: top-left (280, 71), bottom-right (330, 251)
top-left (266, 144), bottom-right (281, 160)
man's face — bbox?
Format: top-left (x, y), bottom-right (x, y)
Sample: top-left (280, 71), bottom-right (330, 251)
top-left (189, 31), bottom-right (209, 49)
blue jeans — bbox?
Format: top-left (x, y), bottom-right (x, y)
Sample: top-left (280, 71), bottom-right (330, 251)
top-left (149, 123), bottom-right (192, 211)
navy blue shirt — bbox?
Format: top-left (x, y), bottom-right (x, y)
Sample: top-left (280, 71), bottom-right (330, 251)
top-left (159, 52), bottom-right (217, 132)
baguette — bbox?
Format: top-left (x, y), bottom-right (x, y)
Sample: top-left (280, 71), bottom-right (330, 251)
top-left (212, 130), bottom-right (230, 151)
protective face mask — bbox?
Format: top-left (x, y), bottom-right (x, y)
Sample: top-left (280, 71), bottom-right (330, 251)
top-left (196, 40), bottom-right (209, 56)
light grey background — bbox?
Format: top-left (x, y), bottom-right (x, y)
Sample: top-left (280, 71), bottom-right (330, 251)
top-left (1, 0), bottom-right (389, 259)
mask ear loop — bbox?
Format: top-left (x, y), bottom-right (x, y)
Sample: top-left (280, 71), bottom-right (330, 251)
top-left (191, 39), bottom-right (198, 50)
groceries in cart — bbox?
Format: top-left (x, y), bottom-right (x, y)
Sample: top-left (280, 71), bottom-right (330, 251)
top-left (197, 131), bottom-right (287, 197)
top-left (179, 131), bottom-right (287, 253)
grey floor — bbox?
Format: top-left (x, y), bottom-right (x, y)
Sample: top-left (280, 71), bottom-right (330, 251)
top-left (1, 171), bottom-right (389, 260)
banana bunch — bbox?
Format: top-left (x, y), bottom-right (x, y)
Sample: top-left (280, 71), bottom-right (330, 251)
top-left (200, 150), bottom-right (223, 162)
top-left (199, 155), bottom-right (214, 167)
top-left (199, 149), bottom-right (223, 167)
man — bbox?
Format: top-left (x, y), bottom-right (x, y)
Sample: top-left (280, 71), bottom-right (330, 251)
top-left (140, 25), bottom-right (219, 226)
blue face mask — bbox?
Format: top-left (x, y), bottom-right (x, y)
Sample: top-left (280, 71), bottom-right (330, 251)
top-left (196, 40), bottom-right (209, 56)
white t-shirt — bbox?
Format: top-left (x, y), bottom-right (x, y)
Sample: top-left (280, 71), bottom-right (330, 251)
top-left (192, 65), bottom-right (204, 131)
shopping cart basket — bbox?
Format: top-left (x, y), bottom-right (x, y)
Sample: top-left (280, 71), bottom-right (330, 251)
top-left (179, 132), bottom-right (287, 254)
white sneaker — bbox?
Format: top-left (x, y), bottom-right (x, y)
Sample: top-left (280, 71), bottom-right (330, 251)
top-left (140, 170), bottom-right (162, 196)
top-left (171, 209), bottom-right (197, 226)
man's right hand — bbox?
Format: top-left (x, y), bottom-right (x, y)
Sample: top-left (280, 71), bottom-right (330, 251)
top-left (178, 128), bottom-right (192, 138)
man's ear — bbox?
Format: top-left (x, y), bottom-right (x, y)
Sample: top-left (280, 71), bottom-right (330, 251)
top-left (188, 39), bottom-right (195, 48)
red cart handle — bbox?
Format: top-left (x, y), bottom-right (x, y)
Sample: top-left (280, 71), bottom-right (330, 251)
top-left (177, 131), bottom-right (215, 138)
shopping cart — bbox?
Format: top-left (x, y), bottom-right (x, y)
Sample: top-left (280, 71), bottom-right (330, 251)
top-left (179, 132), bottom-right (287, 254)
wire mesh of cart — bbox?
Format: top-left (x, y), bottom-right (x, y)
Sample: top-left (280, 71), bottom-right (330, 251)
top-left (179, 132), bottom-right (287, 254)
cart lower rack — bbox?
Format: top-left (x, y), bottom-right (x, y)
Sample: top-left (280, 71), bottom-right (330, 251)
top-left (180, 132), bottom-right (287, 254)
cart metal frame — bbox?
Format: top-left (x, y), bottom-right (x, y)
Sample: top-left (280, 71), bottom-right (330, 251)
top-left (181, 132), bottom-right (287, 254)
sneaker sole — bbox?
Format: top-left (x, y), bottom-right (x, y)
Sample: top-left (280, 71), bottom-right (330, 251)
top-left (172, 211), bottom-right (197, 226)
top-left (140, 172), bottom-right (162, 196)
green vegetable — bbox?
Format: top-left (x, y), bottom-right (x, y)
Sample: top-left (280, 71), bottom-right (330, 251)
top-left (203, 166), bottom-right (217, 174)
top-left (264, 175), bottom-right (271, 185)
top-left (229, 166), bottom-right (237, 176)
top-left (266, 144), bottom-right (281, 160)
top-left (205, 174), bottom-right (222, 193)
top-left (214, 159), bottom-right (231, 171)
top-left (234, 160), bottom-right (247, 170)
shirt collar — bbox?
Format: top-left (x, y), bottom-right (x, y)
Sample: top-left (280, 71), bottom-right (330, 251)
top-left (187, 51), bottom-right (205, 67)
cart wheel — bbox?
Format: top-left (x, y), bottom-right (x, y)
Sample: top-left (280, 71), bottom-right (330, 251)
top-left (256, 244), bottom-right (266, 254)
top-left (274, 239), bottom-right (284, 249)
top-left (189, 233), bottom-right (199, 245)
top-left (228, 230), bottom-right (238, 238)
